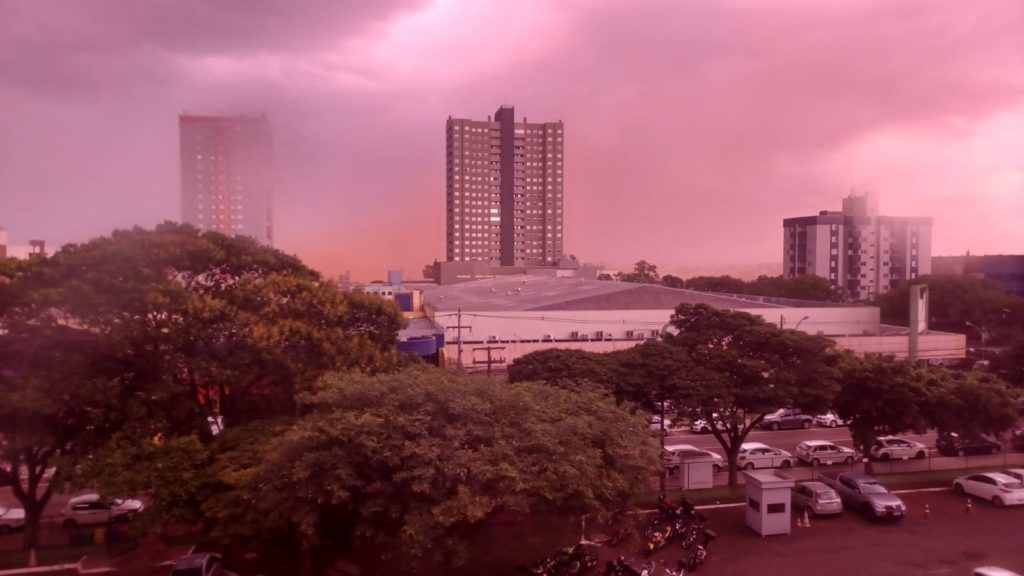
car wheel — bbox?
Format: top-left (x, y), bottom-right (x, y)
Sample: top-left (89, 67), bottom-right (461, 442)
top-left (953, 483), bottom-right (964, 495)
top-left (771, 423), bottom-right (780, 431)
top-left (780, 460), bottom-right (792, 469)
top-left (915, 450), bottom-right (926, 459)
top-left (811, 458), bottom-right (820, 467)
top-left (844, 456), bottom-right (855, 465)
top-left (879, 452), bottom-right (891, 461)
top-left (993, 496), bottom-right (1005, 507)
top-left (801, 421), bottom-right (811, 429)
top-left (62, 519), bottom-right (77, 529)
top-left (713, 464), bottom-right (722, 473)
top-left (744, 462), bottom-right (755, 470)
top-left (829, 420), bottom-right (838, 428)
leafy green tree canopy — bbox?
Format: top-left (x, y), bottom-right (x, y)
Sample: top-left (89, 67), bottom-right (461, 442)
top-left (211, 368), bottom-right (659, 570)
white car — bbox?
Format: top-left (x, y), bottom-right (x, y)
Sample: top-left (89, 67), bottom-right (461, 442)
top-left (974, 568), bottom-right (1023, 576)
top-left (662, 443), bottom-right (724, 474)
top-left (953, 473), bottom-right (1024, 507)
top-left (737, 442), bottom-right (794, 470)
top-left (649, 416), bottom-right (674, 436)
top-left (1002, 468), bottom-right (1024, 484)
top-left (813, 412), bottom-right (848, 428)
top-left (795, 440), bottom-right (857, 466)
top-left (0, 506), bottom-right (26, 534)
top-left (690, 413), bottom-right (725, 434)
top-left (58, 494), bottom-right (144, 528)
top-left (868, 436), bottom-right (928, 461)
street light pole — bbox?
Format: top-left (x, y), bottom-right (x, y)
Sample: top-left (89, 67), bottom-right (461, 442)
top-left (965, 321), bottom-right (987, 359)
top-left (794, 316), bottom-right (811, 332)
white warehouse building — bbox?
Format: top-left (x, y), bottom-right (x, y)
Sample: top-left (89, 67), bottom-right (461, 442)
top-left (422, 275), bottom-right (964, 371)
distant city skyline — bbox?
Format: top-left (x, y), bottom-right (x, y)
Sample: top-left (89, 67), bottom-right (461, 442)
top-left (1, 1), bottom-right (1022, 281)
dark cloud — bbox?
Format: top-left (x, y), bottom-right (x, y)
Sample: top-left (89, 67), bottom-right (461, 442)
top-left (0, 0), bottom-right (1021, 279)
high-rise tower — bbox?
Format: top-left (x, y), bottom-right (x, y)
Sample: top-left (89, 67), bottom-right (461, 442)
top-left (445, 105), bottom-right (564, 266)
top-left (179, 114), bottom-right (274, 245)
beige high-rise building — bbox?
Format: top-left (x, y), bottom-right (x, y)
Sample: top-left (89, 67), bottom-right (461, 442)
top-left (445, 105), bottom-right (564, 266)
top-left (783, 193), bottom-right (932, 301)
top-left (179, 115), bottom-right (273, 245)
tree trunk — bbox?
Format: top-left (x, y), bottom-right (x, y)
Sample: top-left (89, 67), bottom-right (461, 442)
top-left (22, 503), bottom-right (43, 551)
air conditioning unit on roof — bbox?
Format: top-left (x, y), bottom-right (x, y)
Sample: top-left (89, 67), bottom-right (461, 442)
top-left (542, 334), bottom-right (554, 341)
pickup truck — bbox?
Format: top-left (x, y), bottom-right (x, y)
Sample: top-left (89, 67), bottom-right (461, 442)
top-left (818, 473), bottom-right (906, 520)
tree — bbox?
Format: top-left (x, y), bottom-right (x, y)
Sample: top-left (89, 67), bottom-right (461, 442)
top-left (596, 273), bottom-right (615, 281)
top-left (507, 348), bottom-right (613, 390)
top-left (875, 275), bottom-right (1024, 344)
top-left (422, 262), bottom-right (436, 280)
top-left (748, 274), bottom-right (848, 303)
top-left (0, 223), bottom-right (407, 550)
top-left (920, 366), bottom-right (1018, 438)
top-left (209, 368), bottom-right (659, 572)
top-left (991, 337), bottom-right (1024, 387)
top-left (615, 260), bottom-right (661, 284)
top-left (660, 274), bottom-right (686, 289)
top-left (834, 356), bottom-right (931, 473)
top-left (683, 275), bottom-right (747, 294)
top-left (664, 304), bottom-right (842, 486)
top-left (0, 325), bottom-right (118, 551)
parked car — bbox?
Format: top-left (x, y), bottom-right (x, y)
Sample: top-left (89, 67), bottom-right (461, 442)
top-left (819, 473), bottom-right (906, 520)
top-left (795, 440), bottom-right (857, 466)
top-left (169, 553), bottom-right (224, 576)
top-left (973, 568), bottom-right (1022, 576)
top-left (953, 472), bottom-right (1024, 507)
top-left (690, 414), bottom-right (724, 434)
top-left (790, 481), bottom-right (842, 516)
top-left (1009, 428), bottom-right (1024, 451)
top-left (813, 412), bottom-right (848, 428)
top-left (935, 432), bottom-right (1001, 457)
top-left (1002, 468), bottom-right (1024, 484)
top-left (868, 436), bottom-right (928, 461)
top-left (662, 444), bottom-right (724, 474)
top-left (58, 494), bottom-right (144, 528)
top-left (760, 408), bottom-right (813, 431)
top-left (737, 442), bottom-right (794, 470)
top-left (0, 507), bottom-right (26, 535)
top-left (649, 415), bottom-right (673, 436)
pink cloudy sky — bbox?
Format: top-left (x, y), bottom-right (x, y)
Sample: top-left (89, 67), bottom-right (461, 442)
top-left (1, 0), bottom-right (1022, 281)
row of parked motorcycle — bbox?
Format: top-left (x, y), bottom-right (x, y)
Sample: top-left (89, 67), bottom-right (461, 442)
top-left (518, 495), bottom-right (716, 576)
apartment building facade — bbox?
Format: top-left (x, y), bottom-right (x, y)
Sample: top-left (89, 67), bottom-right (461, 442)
top-left (179, 114), bottom-right (274, 245)
top-left (445, 105), bottom-right (564, 266)
top-left (783, 193), bottom-right (932, 301)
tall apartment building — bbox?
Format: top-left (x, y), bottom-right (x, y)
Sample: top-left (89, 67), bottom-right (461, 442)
top-left (179, 114), bottom-right (274, 245)
top-left (783, 193), bottom-right (932, 301)
top-left (445, 105), bottom-right (564, 266)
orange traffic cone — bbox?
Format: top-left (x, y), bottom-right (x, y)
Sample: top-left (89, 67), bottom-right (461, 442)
top-left (796, 514), bottom-right (803, 528)
top-left (803, 510), bottom-right (811, 528)
top-left (923, 504), bottom-right (930, 519)
top-left (965, 498), bottom-right (973, 513)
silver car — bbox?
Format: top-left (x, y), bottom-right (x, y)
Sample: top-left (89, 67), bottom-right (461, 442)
top-left (58, 493), bottom-right (144, 528)
top-left (791, 481), bottom-right (842, 516)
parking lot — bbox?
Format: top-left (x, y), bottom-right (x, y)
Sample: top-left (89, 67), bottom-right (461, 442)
top-left (626, 490), bottom-right (1024, 575)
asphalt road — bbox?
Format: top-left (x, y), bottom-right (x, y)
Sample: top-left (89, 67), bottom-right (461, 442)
top-left (693, 490), bottom-right (1024, 575)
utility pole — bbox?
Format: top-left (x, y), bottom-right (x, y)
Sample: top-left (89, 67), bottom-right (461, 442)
top-left (472, 345), bottom-right (506, 377)
top-left (445, 307), bottom-right (472, 368)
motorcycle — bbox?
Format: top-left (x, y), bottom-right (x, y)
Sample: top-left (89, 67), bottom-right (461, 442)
top-left (552, 543), bottom-right (599, 575)
top-left (660, 559), bottom-right (688, 576)
top-left (685, 529), bottom-right (716, 572)
top-left (604, 556), bottom-right (644, 576)
top-left (679, 513), bottom-right (708, 549)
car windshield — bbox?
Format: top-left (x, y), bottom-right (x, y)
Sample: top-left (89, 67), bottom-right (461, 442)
top-left (860, 483), bottom-right (888, 494)
top-left (767, 409), bottom-right (786, 418)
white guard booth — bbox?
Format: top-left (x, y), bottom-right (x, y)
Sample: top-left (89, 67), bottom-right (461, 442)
top-left (743, 469), bottom-right (795, 537)
top-left (665, 461), bottom-right (714, 490)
